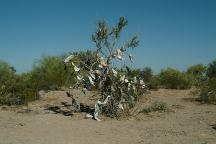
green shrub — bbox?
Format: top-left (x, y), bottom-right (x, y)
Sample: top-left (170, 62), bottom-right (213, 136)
top-left (206, 59), bottom-right (216, 78)
top-left (138, 67), bottom-right (160, 90)
top-left (0, 60), bottom-right (17, 105)
top-left (187, 64), bottom-right (207, 86)
top-left (129, 69), bottom-right (142, 78)
top-left (29, 55), bottom-right (75, 90)
top-left (200, 77), bottom-right (216, 104)
top-left (148, 76), bottom-right (160, 90)
top-left (141, 67), bottom-right (153, 83)
top-left (200, 78), bottom-right (216, 104)
top-left (0, 60), bottom-right (38, 105)
top-left (0, 60), bottom-right (15, 85)
top-left (158, 68), bottom-right (193, 89)
top-left (199, 59), bottom-right (216, 104)
top-left (187, 64), bottom-right (206, 76)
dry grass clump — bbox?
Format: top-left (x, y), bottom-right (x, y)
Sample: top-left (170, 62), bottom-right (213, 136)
top-left (140, 101), bottom-right (168, 114)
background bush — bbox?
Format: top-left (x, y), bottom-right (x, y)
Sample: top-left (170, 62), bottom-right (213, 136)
top-left (200, 78), bottom-right (216, 104)
top-left (0, 52), bottom-right (97, 106)
top-left (206, 59), bottom-right (216, 78)
top-left (140, 67), bottom-right (160, 90)
top-left (199, 59), bottom-right (216, 104)
top-left (1, 53), bottom-right (215, 106)
top-left (158, 68), bottom-right (193, 89)
top-left (187, 64), bottom-right (207, 86)
top-left (28, 55), bottom-right (75, 90)
top-left (148, 75), bottom-right (160, 90)
top-left (0, 60), bottom-right (38, 105)
top-left (141, 67), bottom-right (153, 83)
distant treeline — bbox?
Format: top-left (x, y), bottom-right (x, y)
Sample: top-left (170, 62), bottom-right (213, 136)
top-left (0, 50), bottom-right (216, 105)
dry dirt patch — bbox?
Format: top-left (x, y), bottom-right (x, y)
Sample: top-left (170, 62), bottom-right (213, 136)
top-left (0, 89), bottom-right (216, 144)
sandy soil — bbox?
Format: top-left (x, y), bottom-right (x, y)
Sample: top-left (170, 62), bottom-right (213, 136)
top-left (0, 89), bottom-right (216, 144)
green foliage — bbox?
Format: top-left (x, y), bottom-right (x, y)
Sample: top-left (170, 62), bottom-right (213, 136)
top-left (29, 55), bottom-right (73, 90)
top-left (0, 60), bottom-right (15, 85)
top-left (148, 76), bottom-right (160, 90)
top-left (141, 67), bottom-right (153, 83)
top-left (128, 68), bottom-right (142, 78)
top-left (126, 67), bottom-right (160, 90)
top-left (199, 59), bottom-right (216, 104)
top-left (91, 17), bottom-right (139, 64)
top-left (158, 68), bottom-right (193, 89)
top-left (187, 64), bottom-right (207, 86)
top-left (206, 59), bottom-right (216, 78)
top-left (187, 64), bottom-right (206, 76)
top-left (0, 60), bottom-right (16, 105)
top-left (72, 50), bottom-right (98, 73)
top-left (139, 67), bottom-right (160, 90)
top-left (0, 60), bottom-right (38, 105)
top-left (200, 77), bottom-right (216, 104)
top-left (0, 52), bottom-right (97, 106)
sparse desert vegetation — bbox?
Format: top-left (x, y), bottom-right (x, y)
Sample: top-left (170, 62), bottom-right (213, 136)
top-left (0, 15), bottom-right (216, 144)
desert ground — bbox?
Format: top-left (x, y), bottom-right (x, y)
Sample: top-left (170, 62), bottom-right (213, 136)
top-left (0, 89), bottom-right (216, 144)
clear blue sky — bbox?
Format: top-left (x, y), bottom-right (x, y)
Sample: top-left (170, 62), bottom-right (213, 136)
top-left (0, 0), bottom-right (216, 73)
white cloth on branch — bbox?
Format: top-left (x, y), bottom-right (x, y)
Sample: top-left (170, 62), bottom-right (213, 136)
top-left (93, 95), bottom-right (111, 121)
top-left (88, 76), bottom-right (95, 86)
top-left (115, 49), bottom-right (123, 60)
top-left (112, 68), bottom-right (118, 77)
top-left (64, 55), bottom-right (73, 64)
top-left (72, 62), bottom-right (80, 72)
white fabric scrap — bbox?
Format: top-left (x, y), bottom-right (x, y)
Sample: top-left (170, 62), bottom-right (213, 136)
top-left (99, 64), bottom-right (103, 68)
top-left (64, 55), bottom-right (73, 64)
top-left (97, 95), bottom-right (111, 105)
top-left (128, 82), bottom-right (131, 90)
top-left (130, 96), bottom-right (135, 101)
top-left (89, 73), bottom-right (96, 80)
top-left (120, 75), bottom-right (125, 82)
top-left (118, 103), bottom-right (124, 110)
top-left (133, 77), bottom-right (137, 83)
top-left (93, 95), bottom-right (111, 121)
top-left (82, 88), bottom-right (87, 95)
top-left (124, 78), bottom-right (129, 83)
top-left (132, 85), bottom-right (136, 90)
top-left (88, 76), bottom-right (95, 86)
top-left (72, 62), bottom-right (80, 72)
top-left (140, 79), bottom-right (146, 88)
top-left (86, 114), bottom-right (93, 118)
top-left (94, 70), bottom-right (101, 75)
top-left (76, 75), bottom-right (82, 81)
top-left (115, 49), bottom-right (123, 60)
top-left (112, 68), bottom-right (118, 77)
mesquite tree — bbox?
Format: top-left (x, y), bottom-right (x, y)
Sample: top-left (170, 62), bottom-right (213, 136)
top-left (64, 17), bottom-right (146, 121)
